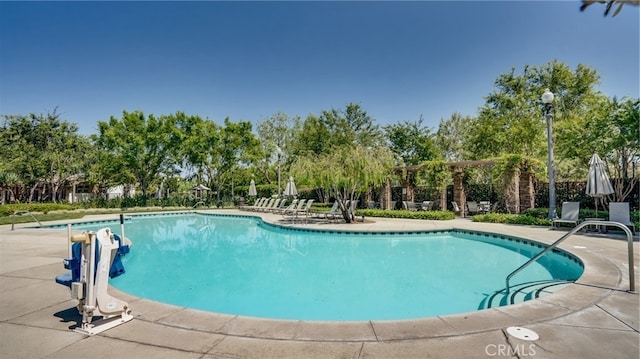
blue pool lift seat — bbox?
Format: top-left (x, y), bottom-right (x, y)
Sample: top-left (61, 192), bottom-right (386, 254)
top-left (55, 233), bottom-right (130, 288)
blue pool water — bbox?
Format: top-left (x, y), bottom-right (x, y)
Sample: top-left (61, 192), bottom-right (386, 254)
top-left (69, 213), bottom-right (583, 321)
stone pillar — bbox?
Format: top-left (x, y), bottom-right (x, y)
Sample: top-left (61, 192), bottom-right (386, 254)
top-left (505, 170), bottom-right (521, 214)
top-left (406, 182), bottom-right (415, 202)
top-left (383, 177), bottom-right (392, 210)
top-left (408, 172), bottom-right (416, 202)
top-left (453, 168), bottom-right (466, 216)
top-left (519, 171), bottom-right (535, 212)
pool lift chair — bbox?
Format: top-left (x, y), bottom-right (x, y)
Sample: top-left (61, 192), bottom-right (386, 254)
top-left (55, 227), bottom-right (133, 335)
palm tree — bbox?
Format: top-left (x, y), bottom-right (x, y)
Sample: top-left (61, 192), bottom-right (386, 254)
top-left (0, 171), bottom-right (19, 204)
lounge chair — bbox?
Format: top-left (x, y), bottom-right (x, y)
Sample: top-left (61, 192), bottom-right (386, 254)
top-left (261, 198), bottom-right (280, 212)
top-left (491, 202), bottom-right (499, 213)
top-left (275, 199), bottom-right (298, 214)
top-left (348, 199), bottom-right (359, 221)
top-left (255, 198), bottom-right (275, 212)
top-left (421, 201), bottom-right (433, 211)
top-left (244, 197), bottom-right (266, 211)
top-left (283, 199), bottom-right (314, 223)
top-left (552, 202), bottom-right (580, 229)
top-left (239, 197), bottom-right (255, 210)
top-left (608, 202), bottom-right (636, 234)
top-left (451, 201), bottom-right (464, 216)
top-left (297, 199), bottom-right (315, 222)
top-left (269, 198), bottom-right (288, 213)
top-left (479, 201), bottom-right (491, 213)
top-left (282, 199), bottom-right (306, 216)
top-left (467, 201), bottom-right (480, 215)
top-left (403, 201), bottom-right (418, 211)
top-left (323, 201), bottom-right (341, 222)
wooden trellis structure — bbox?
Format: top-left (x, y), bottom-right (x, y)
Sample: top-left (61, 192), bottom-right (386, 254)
top-left (381, 160), bottom-right (536, 215)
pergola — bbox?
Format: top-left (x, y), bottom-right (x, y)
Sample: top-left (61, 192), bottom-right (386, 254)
top-left (379, 160), bottom-right (537, 215)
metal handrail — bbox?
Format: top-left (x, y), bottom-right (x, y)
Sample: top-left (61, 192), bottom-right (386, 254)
top-left (506, 221), bottom-right (635, 293)
top-left (192, 201), bottom-right (205, 208)
top-left (11, 210), bottom-right (42, 230)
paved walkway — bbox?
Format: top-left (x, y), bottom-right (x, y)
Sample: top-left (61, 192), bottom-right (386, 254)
top-left (1, 210), bottom-right (638, 358)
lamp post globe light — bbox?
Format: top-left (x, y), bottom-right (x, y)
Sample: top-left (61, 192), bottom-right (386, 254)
top-left (542, 88), bottom-right (556, 220)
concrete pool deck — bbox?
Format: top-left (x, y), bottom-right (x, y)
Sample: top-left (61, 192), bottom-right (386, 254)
top-left (1, 210), bottom-right (638, 358)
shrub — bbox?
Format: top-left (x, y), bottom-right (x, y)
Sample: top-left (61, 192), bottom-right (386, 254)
top-left (0, 203), bottom-right (81, 217)
top-left (472, 213), bottom-right (551, 226)
top-left (521, 208), bottom-right (549, 219)
top-left (357, 209), bottom-right (455, 220)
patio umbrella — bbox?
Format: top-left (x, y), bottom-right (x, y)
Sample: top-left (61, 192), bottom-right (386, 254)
top-left (283, 176), bottom-right (297, 197)
top-left (248, 179), bottom-right (257, 197)
top-left (585, 153), bottom-right (614, 217)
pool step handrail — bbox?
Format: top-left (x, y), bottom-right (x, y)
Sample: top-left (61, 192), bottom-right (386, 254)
top-left (11, 210), bottom-right (42, 230)
top-left (192, 201), bottom-right (205, 209)
top-left (505, 221), bottom-right (635, 293)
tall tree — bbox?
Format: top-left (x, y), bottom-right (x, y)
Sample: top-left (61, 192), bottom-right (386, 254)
top-left (0, 110), bottom-right (88, 202)
top-left (289, 114), bottom-right (332, 157)
top-left (214, 118), bottom-right (261, 200)
top-left (318, 103), bottom-right (384, 148)
top-left (290, 103), bottom-right (384, 156)
top-left (96, 111), bottom-right (181, 196)
top-left (385, 116), bottom-right (440, 166)
top-left (177, 115), bottom-right (261, 200)
top-left (435, 113), bottom-right (473, 162)
top-left (556, 96), bottom-right (639, 201)
top-left (291, 145), bottom-right (394, 223)
top-left (466, 61), bottom-right (601, 171)
top-left (256, 112), bottom-right (298, 190)
top-left (177, 114), bottom-right (220, 187)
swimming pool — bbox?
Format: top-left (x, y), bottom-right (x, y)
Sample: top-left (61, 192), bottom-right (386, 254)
top-left (68, 213), bottom-right (583, 321)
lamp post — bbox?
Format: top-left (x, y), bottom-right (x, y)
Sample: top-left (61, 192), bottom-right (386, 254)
top-left (276, 145), bottom-right (282, 197)
top-left (541, 88), bottom-right (556, 219)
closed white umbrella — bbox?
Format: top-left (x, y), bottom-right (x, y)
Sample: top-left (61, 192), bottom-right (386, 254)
top-left (248, 179), bottom-right (257, 197)
top-left (586, 153), bottom-right (614, 217)
top-left (283, 176), bottom-right (297, 197)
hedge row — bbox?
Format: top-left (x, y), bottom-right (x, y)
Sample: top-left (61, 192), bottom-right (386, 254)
top-left (0, 203), bottom-right (81, 217)
top-left (357, 209), bottom-right (455, 220)
top-left (474, 209), bottom-right (639, 228)
top-left (471, 213), bottom-right (552, 226)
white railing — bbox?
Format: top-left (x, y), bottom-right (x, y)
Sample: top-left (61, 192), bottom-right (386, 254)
top-left (11, 210), bottom-right (42, 230)
top-left (506, 221), bottom-right (635, 293)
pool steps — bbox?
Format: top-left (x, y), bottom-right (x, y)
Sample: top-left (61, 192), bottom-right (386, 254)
top-left (478, 279), bottom-right (572, 310)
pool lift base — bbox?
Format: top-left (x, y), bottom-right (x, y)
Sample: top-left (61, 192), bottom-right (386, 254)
top-left (61, 228), bottom-right (133, 336)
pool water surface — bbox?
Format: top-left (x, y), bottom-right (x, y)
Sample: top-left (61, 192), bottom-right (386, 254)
top-left (71, 213), bottom-right (583, 321)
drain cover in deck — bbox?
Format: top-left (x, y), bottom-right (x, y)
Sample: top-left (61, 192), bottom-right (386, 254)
top-left (506, 326), bottom-right (539, 341)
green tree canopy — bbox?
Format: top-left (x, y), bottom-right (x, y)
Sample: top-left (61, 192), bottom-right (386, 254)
top-left (435, 112), bottom-right (473, 162)
top-left (255, 112), bottom-right (299, 190)
top-left (96, 110), bottom-right (181, 196)
top-left (0, 110), bottom-right (89, 202)
top-left (292, 145), bottom-right (394, 223)
top-left (466, 61), bottom-right (601, 170)
top-left (385, 116), bottom-right (440, 166)
top-left (177, 114), bottom-right (261, 200)
top-left (556, 96), bottom-right (639, 201)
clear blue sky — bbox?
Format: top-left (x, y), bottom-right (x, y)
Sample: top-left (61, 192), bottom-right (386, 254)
top-left (1, 1), bottom-right (638, 135)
